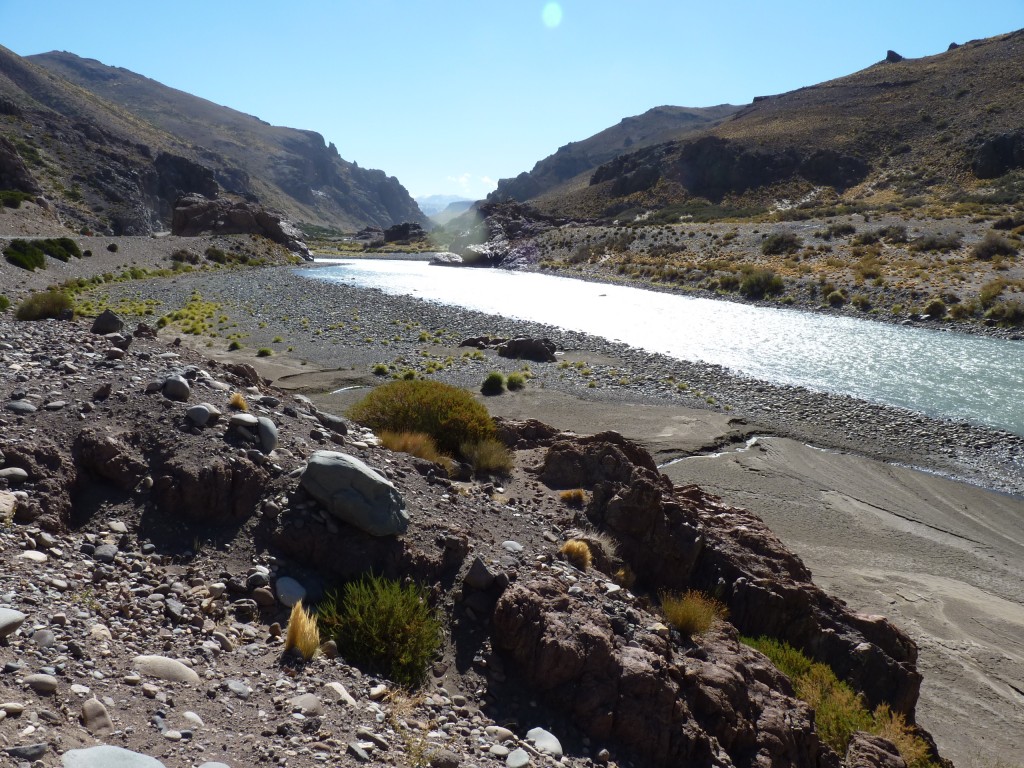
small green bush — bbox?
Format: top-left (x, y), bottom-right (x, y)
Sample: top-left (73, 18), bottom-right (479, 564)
top-left (761, 232), bottom-right (802, 255)
top-left (816, 223), bottom-right (856, 240)
top-left (827, 290), bottom-right (847, 307)
top-left (0, 296), bottom-right (9, 312)
top-left (106, 243), bottom-right (118, 253)
top-left (480, 371), bottom-right (505, 395)
top-left (971, 231), bottom-right (1018, 261)
top-left (506, 371), bottom-right (526, 391)
top-left (348, 379), bottom-right (495, 455)
top-left (0, 190), bottom-right (33, 208)
top-left (984, 299), bottom-right (1024, 326)
top-left (372, 363), bottom-right (389, 376)
top-left (910, 233), bottom-right (961, 252)
top-left (923, 298), bottom-right (947, 318)
top-left (15, 289), bottom-right (73, 320)
top-left (317, 575), bottom-right (441, 688)
top-left (256, 348), bottom-right (273, 357)
top-left (171, 248), bottom-right (200, 265)
top-left (204, 246), bottom-right (228, 263)
top-left (739, 268), bottom-right (784, 299)
top-left (228, 340), bottom-right (243, 351)
top-left (4, 239), bottom-right (45, 270)
top-left (661, 590), bottom-right (728, 636)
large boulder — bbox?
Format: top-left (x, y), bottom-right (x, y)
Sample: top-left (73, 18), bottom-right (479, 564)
top-left (497, 337), bottom-right (557, 363)
top-left (845, 732), bottom-right (907, 768)
top-left (300, 451), bottom-right (408, 536)
top-left (171, 194), bottom-right (310, 258)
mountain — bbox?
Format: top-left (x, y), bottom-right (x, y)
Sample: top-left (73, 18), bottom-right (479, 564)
top-left (519, 30), bottom-right (1024, 219)
top-left (415, 193), bottom-right (474, 217)
top-left (429, 199), bottom-right (475, 226)
top-left (0, 46), bottom-right (423, 234)
top-left (488, 104), bottom-right (740, 204)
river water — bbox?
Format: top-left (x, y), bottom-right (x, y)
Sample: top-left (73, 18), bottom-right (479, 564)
top-left (303, 259), bottom-right (1024, 437)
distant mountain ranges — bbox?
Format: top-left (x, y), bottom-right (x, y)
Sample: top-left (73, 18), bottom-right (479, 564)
top-left (0, 46), bottom-right (424, 235)
top-left (490, 30), bottom-right (1024, 220)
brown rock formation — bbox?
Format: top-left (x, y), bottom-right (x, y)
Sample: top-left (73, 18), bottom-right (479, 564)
top-left (171, 194), bottom-right (310, 258)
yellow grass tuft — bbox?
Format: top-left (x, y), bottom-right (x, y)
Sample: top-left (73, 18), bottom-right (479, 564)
top-left (560, 539), bottom-right (592, 571)
top-left (559, 489), bottom-right (586, 507)
top-left (379, 430), bottom-right (452, 472)
top-left (228, 392), bottom-right (249, 411)
top-left (661, 590), bottom-right (728, 637)
top-left (283, 600), bottom-right (320, 660)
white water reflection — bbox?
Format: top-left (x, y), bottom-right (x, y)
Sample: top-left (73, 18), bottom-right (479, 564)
top-left (302, 259), bottom-right (1024, 436)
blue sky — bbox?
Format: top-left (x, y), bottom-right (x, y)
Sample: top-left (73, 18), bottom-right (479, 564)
top-left (2, 2), bottom-right (1021, 200)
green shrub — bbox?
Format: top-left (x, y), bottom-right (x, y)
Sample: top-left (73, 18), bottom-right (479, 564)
top-left (204, 246), bottom-right (228, 263)
top-left (256, 348), bottom-right (272, 357)
top-left (0, 190), bottom-right (33, 209)
top-left (739, 268), bottom-right (784, 299)
top-left (761, 232), bottom-right (802, 255)
top-left (661, 590), bottom-right (728, 636)
top-left (348, 379), bottom-right (495, 455)
top-left (910, 233), bottom-right (961, 252)
top-left (984, 299), bottom-right (1024, 326)
top-left (228, 340), bottom-right (243, 351)
top-left (826, 290), bottom-right (847, 307)
top-left (0, 296), bottom-right (9, 312)
top-left (460, 437), bottom-right (514, 474)
top-left (106, 243), bottom-right (118, 253)
top-left (4, 239), bottom-right (45, 270)
top-left (317, 575), bottom-right (441, 688)
top-left (851, 294), bottom-right (871, 311)
top-left (372, 363), bottom-right (389, 376)
top-left (971, 231), bottom-right (1018, 260)
top-left (506, 371), bottom-right (526, 391)
top-left (816, 223), bottom-right (856, 240)
top-left (480, 371), bottom-right (505, 395)
top-left (15, 289), bottom-right (73, 320)
top-left (923, 298), bottom-right (946, 318)
top-left (171, 248), bottom-right (200, 264)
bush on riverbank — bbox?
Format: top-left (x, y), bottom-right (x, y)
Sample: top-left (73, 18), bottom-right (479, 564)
top-left (15, 289), bottom-right (73, 320)
top-left (378, 431), bottom-right (452, 472)
top-left (459, 437), bottom-right (514, 474)
top-left (348, 380), bottom-right (495, 455)
top-left (739, 268), bottom-right (784, 299)
top-left (3, 237), bottom-right (82, 271)
top-left (480, 371), bottom-right (505, 395)
top-left (761, 232), bottom-right (802, 255)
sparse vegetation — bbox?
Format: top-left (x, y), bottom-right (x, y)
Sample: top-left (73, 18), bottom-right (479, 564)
top-left (283, 600), bottom-right (320, 660)
top-left (3, 237), bottom-right (81, 270)
top-left (560, 539), bottom-right (593, 570)
top-left (660, 590), bottom-right (728, 637)
top-left (923, 298), bottom-right (947, 318)
top-left (739, 268), bottom-right (784, 299)
top-left (971, 231), bottom-right (1018, 261)
top-left (15, 289), bottom-right (73, 320)
top-left (761, 232), bottom-right (802, 255)
top-left (506, 371), bottom-right (526, 390)
top-left (459, 437), bottom-right (514, 474)
top-left (559, 489), bottom-right (586, 507)
top-left (347, 380), bottom-right (495, 455)
top-left (256, 348), bottom-right (273, 357)
top-left (317, 575), bottom-right (442, 688)
top-left (378, 431), bottom-right (452, 471)
top-left (910, 233), bottom-right (962, 252)
top-left (0, 190), bottom-right (34, 208)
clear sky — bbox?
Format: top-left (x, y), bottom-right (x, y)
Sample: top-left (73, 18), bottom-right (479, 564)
top-left (2, 2), bottom-right (1021, 200)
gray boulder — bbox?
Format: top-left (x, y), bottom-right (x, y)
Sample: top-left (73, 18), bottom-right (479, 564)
top-left (300, 451), bottom-right (408, 536)
top-left (162, 375), bottom-right (191, 402)
top-left (497, 337), bottom-right (556, 362)
top-left (62, 745), bottom-right (166, 768)
top-left (91, 310), bottom-right (124, 335)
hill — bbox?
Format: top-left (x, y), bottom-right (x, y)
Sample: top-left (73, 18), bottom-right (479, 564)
top-left (525, 30), bottom-right (1024, 220)
top-left (0, 46), bottom-right (422, 234)
top-left (489, 104), bottom-right (739, 204)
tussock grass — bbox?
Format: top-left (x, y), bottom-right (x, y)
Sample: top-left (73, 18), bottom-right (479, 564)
top-left (661, 590), bottom-right (728, 636)
top-left (318, 575), bottom-right (441, 688)
top-left (743, 636), bottom-right (938, 765)
top-left (480, 371), bottom-right (505, 395)
top-left (228, 392), bottom-right (249, 411)
top-left (379, 431), bottom-right (452, 471)
top-left (283, 600), bottom-right (320, 660)
top-left (460, 437), bottom-right (514, 474)
top-left (348, 380), bottom-right (495, 455)
top-left (15, 289), bottom-right (73, 320)
top-left (559, 489), bottom-right (586, 507)
top-left (560, 539), bottom-right (593, 570)
top-left (506, 371), bottom-right (526, 390)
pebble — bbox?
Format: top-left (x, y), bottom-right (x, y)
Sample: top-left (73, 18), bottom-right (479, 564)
top-left (18, 549), bottom-right (47, 563)
top-left (226, 679), bottom-right (252, 699)
top-left (527, 727), bottom-right (563, 757)
top-left (132, 655), bottom-right (200, 684)
top-left (323, 681), bottom-right (357, 706)
top-left (274, 576), bottom-right (306, 607)
top-left (502, 540), bottom-right (524, 554)
top-left (81, 698), bottom-right (113, 734)
top-left (369, 683), bottom-right (388, 700)
top-left (506, 747), bottom-right (531, 768)
top-left (289, 693), bottom-right (323, 715)
top-left (24, 673), bottom-right (58, 694)
top-left (0, 608), bottom-right (27, 639)
top-left (61, 745), bottom-right (166, 767)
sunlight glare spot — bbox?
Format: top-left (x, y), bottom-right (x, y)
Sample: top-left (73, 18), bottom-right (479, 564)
top-left (542, 2), bottom-right (563, 28)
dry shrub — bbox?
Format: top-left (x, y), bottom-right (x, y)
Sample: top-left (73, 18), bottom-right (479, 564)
top-left (613, 565), bottom-right (636, 589)
top-left (661, 590), bottom-right (728, 636)
top-left (559, 488), bottom-right (586, 507)
top-left (560, 539), bottom-right (592, 571)
top-left (379, 430), bottom-right (452, 471)
top-left (15, 289), bottom-right (72, 320)
top-left (871, 704), bottom-right (934, 768)
top-left (459, 438), bottom-right (513, 474)
top-left (283, 600), bottom-right (320, 660)
top-left (228, 392), bottom-right (249, 411)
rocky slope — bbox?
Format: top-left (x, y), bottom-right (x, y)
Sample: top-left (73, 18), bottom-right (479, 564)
top-left (0, 46), bottom-right (423, 235)
top-left (515, 29), bottom-right (1024, 220)
top-left (0, 295), bottom-right (944, 767)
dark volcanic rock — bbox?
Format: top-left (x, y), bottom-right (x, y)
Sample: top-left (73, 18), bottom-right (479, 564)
top-left (171, 194), bottom-right (310, 258)
top-left (971, 131), bottom-right (1024, 179)
top-left (497, 337), bottom-right (557, 363)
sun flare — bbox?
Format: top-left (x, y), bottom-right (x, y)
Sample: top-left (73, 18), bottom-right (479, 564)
top-left (542, 2), bottom-right (563, 28)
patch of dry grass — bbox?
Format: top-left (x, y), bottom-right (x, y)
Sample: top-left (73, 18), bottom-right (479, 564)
top-left (283, 600), bottom-right (320, 660)
top-left (379, 430), bottom-right (452, 472)
top-left (661, 590), bottom-right (728, 636)
top-left (560, 539), bottom-right (593, 570)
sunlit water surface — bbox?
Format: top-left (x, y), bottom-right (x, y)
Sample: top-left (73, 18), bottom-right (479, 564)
top-left (302, 259), bottom-right (1024, 436)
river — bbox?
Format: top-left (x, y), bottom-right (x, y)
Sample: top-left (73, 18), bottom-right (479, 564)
top-left (303, 259), bottom-right (1024, 437)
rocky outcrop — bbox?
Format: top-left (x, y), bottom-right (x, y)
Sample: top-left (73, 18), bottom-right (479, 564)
top-left (0, 135), bottom-right (41, 195)
top-left (383, 222), bottom-right (426, 243)
top-left (448, 201), bottom-right (560, 267)
top-left (171, 194), bottom-right (310, 258)
top-left (493, 575), bottom-right (832, 768)
top-left (497, 337), bottom-right (557, 363)
top-left (845, 733), bottom-right (907, 768)
top-left (971, 131), bottom-right (1024, 179)
top-left (535, 430), bottom-right (921, 717)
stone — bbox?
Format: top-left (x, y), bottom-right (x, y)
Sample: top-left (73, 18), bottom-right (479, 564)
top-left (502, 540), bottom-right (524, 554)
top-left (497, 337), bottom-right (557, 363)
top-left (90, 310), bottom-right (124, 335)
top-left (275, 576), bottom-right (306, 607)
top-left (290, 693), bottom-right (324, 715)
top-left (226, 679), bottom-right (251, 699)
top-left (162, 375), bottom-right (191, 402)
top-left (172, 194), bottom-right (310, 257)
top-left (0, 608), bottom-right (27, 639)
top-left (18, 549), bottom-right (46, 562)
top-left (506, 748), bottom-right (531, 768)
top-left (93, 543), bottom-right (118, 563)
top-left (4, 743), bottom-right (48, 760)
top-left (132, 655), bottom-right (200, 684)
top-left (257, 416), bottom-right (278, 452)
top-left (464, 557), bottom-right (496, 590)
top-left (369, 683), bottom-right (388, 700)
top-left (347, 743), bottom-right (371, 762)
top-left (229, 412), bottom-right (259, 428)
top-left (81, 697), bottom-right (113, 735)
top-left (0, 490), bottom-right (16, 522)
top-left (0, 466), bottom-right (29, 482)
top-left (62, 745), bottom-right (167, 767)
top-left (185, 403), bottom-right (221, 427)
top-left (5, 400), bottom-right (36, 414)
top-left (527, 727), bottom-right (563, 757)
top-left (428, 748), bottom-right (461, 768)
top-left (24, 673), bottom-right (58, 694)
top-left (845, 731), bottom-right (908, 768)
top-left (485, 725), bottom-right (515, 743)
top-left (323, 681), bottom-right (357, 706)
top-left (300, 451), bottom-right (408, 536)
